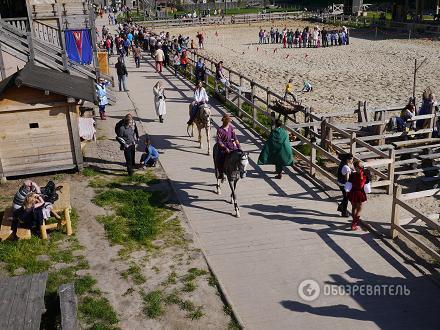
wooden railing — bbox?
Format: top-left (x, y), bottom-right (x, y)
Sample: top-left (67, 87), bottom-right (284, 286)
top-left (140, 11), bottom-right (313, 28)
top-left (391, 185), bottom-right (440, 261)
top-left (2, 17), bottom-right (29, 31)
top-left (165, 48), bottom-right (395, 194)
top-left (33, 20), bottom-right (60, 46)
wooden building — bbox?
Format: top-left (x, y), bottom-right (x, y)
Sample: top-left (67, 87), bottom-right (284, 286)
top-left (0, 62), bottom-right (96, 178)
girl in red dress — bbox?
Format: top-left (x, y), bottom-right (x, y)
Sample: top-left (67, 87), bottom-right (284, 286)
top-left (348, 160), bottom-right (367, 230)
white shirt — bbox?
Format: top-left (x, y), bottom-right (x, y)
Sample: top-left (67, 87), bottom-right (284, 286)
top-left (194, 87), bottom-right (208, 103)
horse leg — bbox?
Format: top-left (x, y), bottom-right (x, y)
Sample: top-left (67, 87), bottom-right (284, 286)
top-left (216, 176), bottom-right (221, 195)
top-left (206, 126), bottom-right (211, 155)
top-left (233, 179), bottom-right (240, 217)
top-left (198, 126), bottom-right (202, 149)
top-left (228, 179), bottom-right (239, 218)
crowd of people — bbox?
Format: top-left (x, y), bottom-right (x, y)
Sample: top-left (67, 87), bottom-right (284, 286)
top-left (94, 20), bottom-right (375, 232)
top-left (258, 25), bottom-right (350, 48)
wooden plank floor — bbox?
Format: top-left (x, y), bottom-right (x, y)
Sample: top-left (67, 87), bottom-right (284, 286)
top-left (107, 47), bottom-right (440, 329)
top-left (0, 273), bottom-right (47, 330)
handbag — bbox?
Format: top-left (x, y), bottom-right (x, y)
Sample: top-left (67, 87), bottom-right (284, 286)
top-left (364, 183), bottom-right (372, 194)
top-left (344, 182), bottom-right (352, 192)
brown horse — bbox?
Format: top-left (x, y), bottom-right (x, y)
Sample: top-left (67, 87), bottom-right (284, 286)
top-left (271, 99), bottom-right (306, 123)
top-left (187, 103), bottom-right (212, 155)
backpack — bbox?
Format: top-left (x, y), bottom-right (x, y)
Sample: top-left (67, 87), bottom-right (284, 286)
top-left (115, 119), bottom-right (124, 136)
top-left (41, 181), bottom-right (59, 204)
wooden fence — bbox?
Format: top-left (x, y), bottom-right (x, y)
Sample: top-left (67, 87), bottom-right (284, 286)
top-left (139, 11), bottom-right (315, 28)
top-left (391, 185), bottom-right (440, 262)
top-left (173, 48), bottom-right (396, 194)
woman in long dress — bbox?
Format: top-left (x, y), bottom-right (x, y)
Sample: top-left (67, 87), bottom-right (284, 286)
top-left (153, 81), bottom-right (166, 123)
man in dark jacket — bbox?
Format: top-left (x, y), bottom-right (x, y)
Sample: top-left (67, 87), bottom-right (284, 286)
top-left (117, 115), bottom-right (137, 175)
top-left (115, 56), bottom-right (128, 91)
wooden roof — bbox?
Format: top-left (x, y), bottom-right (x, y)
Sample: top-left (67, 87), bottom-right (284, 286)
top-left (0, 62), bottom-right (96, 103)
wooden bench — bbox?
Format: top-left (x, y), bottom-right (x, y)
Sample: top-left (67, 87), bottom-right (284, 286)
top-left (0, 181), bottom-right (72, 241)
top-left (0, 272), bottom-right (48, 330)
top-left (391, 137), bottom-right (440, 148)
top-left (0, 208), bottom-right (31, 241)
top-left (58, 283), bottom-right (78, 330)
top-left (40, 181), bottom-right (73, 240)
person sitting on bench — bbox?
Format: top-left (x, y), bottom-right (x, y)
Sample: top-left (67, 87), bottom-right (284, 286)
top-left (140, 137), bottom-right (159, 168)
top-left (12, 180), bottom-right (41, 210)
top-left (12, 193), bottom-right (60, 237)
top-left (393, 99), bottom-right (416, 131)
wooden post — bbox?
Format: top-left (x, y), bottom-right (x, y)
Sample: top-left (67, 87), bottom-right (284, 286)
top-left (309, 139), bottom-right (316, 176)
top-left (237, 75), bottom-right (243, 117)
top-left (387, 149), bottom-right (395, 195)
top-left (89, 5), bottom-right (100, 79)
top-left (350, 131), bottom-right (357, 155)
top-left (328, 117), bottom-right (334, 149)
top-left (390, 184), bottom-right (401, 239)
top-left (0, 41), bottom-right (6, 80)
top-left (65, 208), bottom-right (72, 236)
top-left (320, 117), bottom-right (327, 149)
top-left (56, 3), bottom-right (69, 71)
top-left (357, 101), bottom-right (363, 122)
top-left (67, 103), bottom-right (84, 171)
top-left (251, 80), bottom-right (256, 129)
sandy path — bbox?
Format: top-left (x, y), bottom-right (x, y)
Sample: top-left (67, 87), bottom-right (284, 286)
top-left (167, 21), bottom-right (440, 114)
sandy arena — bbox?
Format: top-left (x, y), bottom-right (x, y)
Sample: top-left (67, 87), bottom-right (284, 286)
top-left (168, 20), bottom-right (440, 114)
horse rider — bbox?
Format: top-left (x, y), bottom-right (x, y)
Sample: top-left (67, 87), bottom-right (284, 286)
top-left (187, 80), bottom-right (209, 126)
top-left (216, 113), bottom-right (241, 179)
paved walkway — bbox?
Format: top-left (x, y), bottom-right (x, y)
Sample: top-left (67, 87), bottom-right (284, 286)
top-left (103, 47), bottom-right (440, 328)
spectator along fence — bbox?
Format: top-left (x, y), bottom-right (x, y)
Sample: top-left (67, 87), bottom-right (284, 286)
top-left (177, 49), bottom-right (396, 195)
top-left (315, 102), bottom-right (439, 182)
top-left (139, 11), bottom-right (315, 28)
top-left (145, 34), bottom-right (439, 261)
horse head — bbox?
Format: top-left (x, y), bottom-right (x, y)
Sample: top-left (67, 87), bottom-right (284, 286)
top-left (238, 151), bottom-right (249, 179)
top-left (199, 104), bottom-right (211, 125)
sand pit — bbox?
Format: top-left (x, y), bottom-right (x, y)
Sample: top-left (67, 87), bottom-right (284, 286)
top-left (167, 21), bottom-right (440, 115)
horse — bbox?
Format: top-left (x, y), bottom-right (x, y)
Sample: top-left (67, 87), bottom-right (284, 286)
top-left (213, 144), bottom-right (249, 217)
top-left (270, 99), bottom-right (305, 123)
top-left (187, 103), bottom-right (212, 155)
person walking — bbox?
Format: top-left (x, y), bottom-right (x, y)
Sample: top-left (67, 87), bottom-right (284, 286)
top-left (258, 120), bottom-right (293, 179)
top-left (116, 115), bottom-right (138, 176)
top-left (347, 160), bottom-right (367, 230)
top-left (115, 57), bottom-right (128, 92)
top-left (96, 77), bottom-right (109, 120)
top-left (153, 81), bottom-right (166, 123)
top-left (154, 45), bottom-right (165, 73)
top-left (284, 79), bottom-right (297, 102)
top-left (337, 153), bottom-right (353, 217)
top-left (133, 43), bottom-right (141, 68)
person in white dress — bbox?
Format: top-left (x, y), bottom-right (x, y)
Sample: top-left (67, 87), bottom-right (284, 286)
top-left (153, 81), bottom-right (166, 123)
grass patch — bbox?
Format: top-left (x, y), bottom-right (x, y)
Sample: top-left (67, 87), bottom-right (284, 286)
top-left (188, 306), bottom-right (205, 320)
top-left (142, 290), bottom-right (164, 319)
top-left (75, 275), bottom-right (99, 295)
top-left (93, 188), bottom-right (172, 253)
top-left (182, 281), bottom-right (197, 292)
top-left (162, 271), bottom-right (178, 286)
top-left (121, 263), bottom-right (146, 285)
top-left (79, 296), bottom-right (119, 325)
top-left (183, 268), bottom-right (208, 282)
top-left (82, 167), bottom-right (100, 177)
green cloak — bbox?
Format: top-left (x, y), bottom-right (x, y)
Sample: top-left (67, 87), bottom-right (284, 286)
top-left (258, 127), bottom-right (293, 166)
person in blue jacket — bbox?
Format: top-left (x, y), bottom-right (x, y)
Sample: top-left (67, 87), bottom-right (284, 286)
top-left (141, 137), bottom-right (159, 168)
